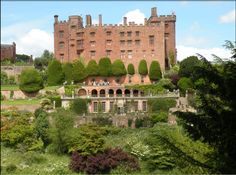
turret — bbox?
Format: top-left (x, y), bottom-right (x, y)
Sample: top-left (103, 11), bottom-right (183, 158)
top-left (54, 15), bottom-right (59, 23)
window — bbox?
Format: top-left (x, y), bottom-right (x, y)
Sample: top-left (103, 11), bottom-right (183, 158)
top-left (101, 102), bottom-right (106, 112)
top-left (135, 40), bottom-right (140, 46)
top-left (134, 101), bottom-right (139, 111)
top-left (127, 31), bottom-right (132, 37)
top-left (90, 41), bottom-right (96, 47)
top-left (120, 50), bottom-right (125, 59)
top-left (90, 32), bottom-right (95, 37)
top-left (93, 102), bottom-right (98, 112)
top-left (77, 32), bottom-right (84, 37)
top-left (59, 42), bottom-right (64, 49)
top-left (135, 31), bottom-right (140, 37)
top-left (165, 33), bottom-right (169, 39)
top-left (106, 31), bottom-right (112, 36)
top-left (90, 51), bottom-right (96, 58)
top-left (128, 50), bottom-right (132, 59)
top-left (60, 54), bottom-right (64, 62)
top-left (120, 40), bottom-right (125, 46)
top-left (142, 101), bottom-right (147, 112)
top-left (59, 31), bottom-right (64, 38)
top-left (151, 50), bottom-right (155, 57)
top-left (165, 23), bottom-right (169, 28)
top-left (143, 50), bottom-right (146, 58)
top-left (77, 40), bottom-right (83, 47)
top-left (127, 40), bottom-right (132, 46)
top-left (120, 32), bottom-right (125, 37)
top-left (106, 40), bottom-right (112, 45)
top-left (71, 25), bottom-right (76, 29)
top-left (149, 35), bottom-right (155, 45)
top-left (106, 50), bottom-right (112, 57)
top-left (110, 102), bottom-right (114, 112)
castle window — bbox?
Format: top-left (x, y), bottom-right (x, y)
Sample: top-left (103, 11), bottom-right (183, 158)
top-left (142, 101), bottom-right (147, 111)
top-left (59, 31), bottom-right (64, 38)
top-left (149, 35), bottom-right (155, 45)
top-left (128, 50), bottom-right (132, 59)
top-left (120, 32), bottom-right (125, 37)
top-left (110, 102), bottom-right (114, 111)
top-left (135, 40), bottom-right (140, 46)
top-left (77, 40), bottom-right (84, 47)
top-left (106, 50), bottom-right (112, 57)
top-left (106, 31), bottom-right (112, 36)
top-left (106, 40), bottom-right (112, 45)
top-left (77, 32), bottom-right (84, 37)
top-left (90, 51), bottom-right (96, 58)
top-left (127, 31), bottom-right (132, 37)
top-left (135, 31), bottom-right (140, 37)
top-left (134, 101), bottom-right (139, 111)
top-left (93, 102), bottom-right (98, 112)
top-left (165, 23), bottom-right (169, 28)
top-left (165, 33), bottom-right (169, 39)
top-left (90, 41), bottom-right (96, 47)
top-left (127, 40), bottom-right (132, 46)
top-left (120, 40), bottom-right (125, 46)
top-left (101, 102), bottom-right (106, 112)
top-left (59, 42), bottom-right (64, 49)
top-left (120, 50), bottom-right (125, 59)
top-left (71, 25), bottom-right (76, 29)
top-left (90, 32), bottom-right (96, 37)
top-left (151, 49), bottom-right (155, 57)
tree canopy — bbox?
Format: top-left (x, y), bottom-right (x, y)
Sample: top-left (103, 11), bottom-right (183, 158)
top-left (138, 59), bottom-right (148, 75)
top-left (47, 60), bottom-right (64, 86)
top-left (98, 57), bottom-right (112, 77)
top-left (112, 59), bottom-right (127, 76)
top-left (127, 64), bottom-right (135, 75)
top-left (62, 63), bottom-right (73, 84)
top-left (72, 60), bottom-right (87, 83)
top-left (149, 61), bottom-right (162, 81)
top-left (86, 60), bottom-right (99, 76)
top-left (179, 56), bottom-right (201, 78)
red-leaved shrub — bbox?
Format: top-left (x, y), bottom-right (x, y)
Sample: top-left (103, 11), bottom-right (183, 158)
top-left (70, 148), bottom-right (140, 174)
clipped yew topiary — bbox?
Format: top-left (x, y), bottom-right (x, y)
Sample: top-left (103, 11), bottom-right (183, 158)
top-left (98, 57), bottom-right (112, 77)
top-left (47, 60), bottom-right (64, 86)
top-left (19, 68), bottom-right (44, 93)
top-left (138, 59), bottom-right (148, 75)
top-left (149, 60), bottom-right (162, 81)
top-left (62, 62), bottom-right (73, 84)
top-left (86, 60), bottom-right (99, 76)
top-left (72, 60), bottom-right (87, 83)
top-left (127, 63), bottom-right (135, 75)
top-left (112, 59), bottom-right (127, 76)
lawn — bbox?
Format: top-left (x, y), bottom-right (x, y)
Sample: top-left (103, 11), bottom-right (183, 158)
top-left (1, 99), bottom-right (41, 105)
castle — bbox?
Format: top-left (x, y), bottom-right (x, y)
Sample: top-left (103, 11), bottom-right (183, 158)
top-left (1, 42), bottom-right (16, 61)
top-left (54, 7), bottom-right (176, 72)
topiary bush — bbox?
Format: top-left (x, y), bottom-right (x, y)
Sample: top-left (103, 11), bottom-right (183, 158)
top-left (98, 57), bottom-right (112, 77)
top-left (138, 59), bottom-right (148, 75)
top-left (47, 60), bottom-right (64, 86)
top-left (149, 60), bottom-right (162, 81)
top-left (62, 62), bottom-right (73, 84)
top-left (127, 64), bottom-right (135, 75)
top-left (71, 98), bottom-right (87, 115)
top-left (112, 59), bottom-right (127, 76)
top-left (86, 60), bottom-right (99, 76)
top-left (72, 60), bottom-right (87, 83)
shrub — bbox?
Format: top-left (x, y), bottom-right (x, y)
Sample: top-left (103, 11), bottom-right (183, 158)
top-left (49, 96), bottom-right (62, 108)
top-left (40, 98), bottom-right (53, 110)
top-left (71, 98), bottom-right (87, 115)
top-left (138, 59), bottom-right (148, 75)
top-left (8, 75), bottom-right (16, 85)
top-left (64, 85), bottom-right (76, 97)
top-left (149, 60), bottom-right (162, 81)
top-left (72, 60), bottom-right (87, 83)
top-left (148, 98), bottom-right (176, 113)
top-left (151, 112), bottom-right (168, 124)
top-left (177, 77), bottom-right (194, 95)
top-left (10, 90), bottom-right (14, 99)
top-left (98, 57), bottom-right (112, 77)
top-left (128, 119), bottom-right (133, 127)
top-left (70, 148), bottom-right (140, 174)
top-left (1, 92), bottom-right (5, 101)
top-left (62, 62), bottom-right (73, 84)
top-left (1, 71), bottom-right (8, 85)
top-left (22, 152), bottom-right (47, 165)
top-left (47, 60), bottom-right (64, 85)
top-left (158, 78), bottom-right (175, 91)
top-left (92, 116), bottom-right (112, 126)
top-left (112, 59), bottom-right (127, 76)
top-left (19, 68), bottom-right (44, 93)
top-left (6, 163), bottom-right (17, 173)
top-left (86, 60), bottom-right (99, 76)
top-left (127, 64), bottom-right (135, 75)
top-left (179, 56), bottom-right (201, 78)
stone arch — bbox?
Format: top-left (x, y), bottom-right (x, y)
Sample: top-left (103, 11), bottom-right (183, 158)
top-left (100, 89), bottom-right (106, 97)
top-left (91, 89), bottom-right (98, 97)
top-left (124, 89), bottom-right (131, 97)
top-left (116, 89), bottom-right (122, 97)
top-left (78, 89), bottom-right (87, 96)
top-left (109, 89), bottom-right (114, 97)
top-left (133, 89), bottom-right (139, 97)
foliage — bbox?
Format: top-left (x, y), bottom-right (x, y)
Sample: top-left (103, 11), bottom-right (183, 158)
top-left (158, 78), bottom-right (176, 91)
top-left (179, 56), bottom-right (201, 78)
top-left (64, 85), bottom-right (76, 97)
top-left (128, 119), bottom-right (133, 127)
top-left (176, 57), bottom-right (236, 173)
top-left (70, 98), bottom-right (87, 115)
top-left (8, 75), bottom-right (16, 85)
top-left (70, 148), bottom-right (140, 174)
top-left (127, 63), bottom-right (135, 75)
top-left (16, 54), bottom-right (32, 62)
top-left (135, 117), bottom-right (152, 128)
top-left (47, 60), bottom-right (64, 86)
top-left (138, 59), bottom-right (148, 75)
top-left (62, 63), bottom-right (73, 84)
top-left (10, 90), bottom-right (14, 99)
top-left (150, 112), bottom-right (168, 124)
top-left (1, 92), bottom-right (5, 101)
top-left (6, 163), bottom-right (17, 173)
top-left (126, 84), bottom-right (166, 95)
top-left (1, 71), bottom-right (8, 85)
top-left (148, 98), bottom-right (176, 113)
top-left (34, 50), bottom-right (54, 70)
top-left (177, 77), bottom-right (194, 95)
top-left (149, 61), bottom-right (162, 81)
top-left (98, 57), bottom-right (112, 77)
top-left (72, 60), bottom-right (87, 83)
top-left (92, 116), bottom-right (112, 126)
top-left (112, 59), bottom-right (127, 76)
top-left (169, 50), bottom-right (175, 67)
top-left (40, 98), bottom-right (53, 110)
top-left (49, 96), bottom-right (62, 108)
top-left (86, 60), bottom-right (99, 76)
top-left (19, 68), bottom-right (44, 93)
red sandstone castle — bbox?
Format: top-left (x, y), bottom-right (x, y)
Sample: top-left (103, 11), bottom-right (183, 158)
top-left (1, 42), bottom-right (16, 61)
top-left (54, 7), bottom-right (176, 71)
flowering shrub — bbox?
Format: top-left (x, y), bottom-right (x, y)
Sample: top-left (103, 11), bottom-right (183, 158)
top-left (70, 148), bottom-right (140, 174)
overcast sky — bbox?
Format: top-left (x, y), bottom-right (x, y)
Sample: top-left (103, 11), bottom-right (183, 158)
top-left (1, 1), bottom-right (235, 61)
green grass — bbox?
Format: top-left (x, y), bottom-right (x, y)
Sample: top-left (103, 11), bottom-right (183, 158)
top-left (1, 85), bottom-right (19, 91)
top-left (1, 99), bottom-right (41, 105)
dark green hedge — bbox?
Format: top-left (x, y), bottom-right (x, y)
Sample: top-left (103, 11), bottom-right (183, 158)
top-left (71, 98), bottom-right (88, 115)
top-left (49, 96), bottom-right (62, 108)
top-left (148, 98), bottom-right (176, 112)
top-left (138, 59), bottom-right (148, 75)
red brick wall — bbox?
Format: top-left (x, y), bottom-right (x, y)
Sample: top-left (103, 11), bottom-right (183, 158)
top-left (1, 43), bottom-right (16, 61)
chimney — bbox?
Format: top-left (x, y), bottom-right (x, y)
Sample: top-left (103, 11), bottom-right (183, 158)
top-left (99, 14), bottom-right (102, 26)
top-left (144, 18), bottom-right (147, 25)
top-left (54, 15), bottom-right (59, 23)
top-left (123, 17), bottom-right (127, 25)
top-left (86, 15), bottom-right (92, 26)
top-left (151, 7), bottom-right (157, 17)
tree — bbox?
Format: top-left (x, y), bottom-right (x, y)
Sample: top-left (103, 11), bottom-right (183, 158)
top-left (34, 50), bottom-right (54, 70)
top-left (176, 57), bottom-right (236, 173)
top-left (72, 60), bottom-right (87, 83)
top-left (179, 56), bottom-right (201, 78)
top-left (19, 68), bottom-right (44, 93)
top-left (62, 63), bottom-right (73, 84)
top-left (47, 60), bottom-right (64, 86)
top-left (169, 50), bottom-right (175, 67)
top-left (177, 77), bottom-right (194, 95)
top-left (16, 54), bottom-right (32, 62)
top-left (127, 64), bottom-right (135, 75)
top-left (1, 71), bottom-right (8, 85)
top-left (112, 59), bottom-right (127, 76)
top-left (86, 60), bottom-right (99, 76)
top-left (138, 59), bottom-right (148, 75)
top-left (70, 98), bottom-right (87, 115)
top-left (98, 57), bottom-right (112, 77)
top-left (149, 61), bottom-right (162, 81)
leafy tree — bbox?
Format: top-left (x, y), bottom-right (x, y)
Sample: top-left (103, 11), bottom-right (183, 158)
top-left (70, 98), bottom-right (87, 115)
top-left (138, 59), bottom-right (148, 75)
top-left (19, 68), bottom-right (44, 93)
top-left (62, 63), bottom-right (73, 84)
top-left (16, 54), bottom-right (32, 62)
top-left (47, 60), bottom-right (64, 86)
top-left (34, 50), bottom-right (54, 70)
top-left (98, 57), bottom-right (112, 77)
top-left (72, 60), bottom-right (87, 83)
top-left (149, 60), bottom-right (162, 81)
top-left (176, 57), bottom-right (236, 173)
top-left (112, 59), bottom-right (127, 76)
top-left (177, 77), bottom-right (194, 95)
top-left (179, 56), bottom-right (201, 78)
top-left (127, 63), bottom-right (135, 75)
top-left (148, 98), bottom-right (176, 113)
top-left (169, 50), bottom-right (175, 67)
top-left (86, 60), bottom-right (99, 76)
